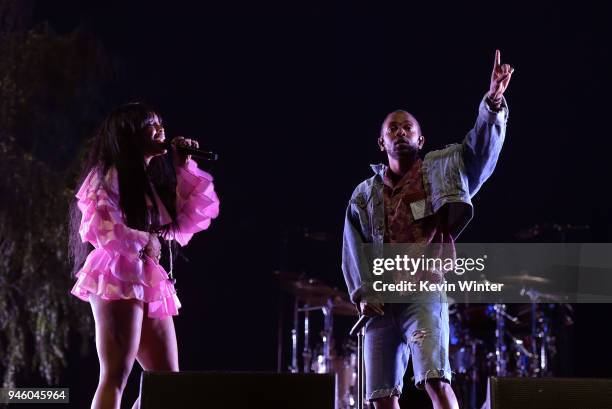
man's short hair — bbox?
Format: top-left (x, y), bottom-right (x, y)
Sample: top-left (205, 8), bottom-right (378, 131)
top-left (380, 110), bottom-right (421, 137)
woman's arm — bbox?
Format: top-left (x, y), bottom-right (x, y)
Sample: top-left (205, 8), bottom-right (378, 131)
top-left (167, 158), bottom-right (220, 246)
top-left (77, 169), bottom-right (151, 255)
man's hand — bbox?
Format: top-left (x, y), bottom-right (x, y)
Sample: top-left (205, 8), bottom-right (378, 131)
top-left (360, 300), bottom-right (385, 317)
top-left (488, 49), bottom-right (514, 101)
top-left (171, 136), bottom-right (199, 166)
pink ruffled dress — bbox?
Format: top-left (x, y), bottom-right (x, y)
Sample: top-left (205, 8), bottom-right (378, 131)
top-left (70, 159), bottom-right (220, 318)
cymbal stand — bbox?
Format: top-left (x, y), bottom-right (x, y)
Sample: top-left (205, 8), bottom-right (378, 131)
top-left (290, 298), bottom-right (299, 373)
top-left (321, 298), bottom-right (334, 373)
top-left (303, 306), bottom-right (312, 373)
top-left (509, 334), bottom-right (534, 377)
top-left (493, 304), bottom-right (509, 376)
top-left (293, 300), bottom-right (336, 374)
top-left (521, 287), bottom-right (543, 375)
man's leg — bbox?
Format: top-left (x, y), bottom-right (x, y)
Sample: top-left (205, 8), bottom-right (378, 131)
top-left (400, 293), bottom-right (455, 409)
top-left (372, 395), bottom-right (400, 409)
top-left (364, 304), bottom-right (408, 406)
top-left (424, 379), bottom-right (459, 409)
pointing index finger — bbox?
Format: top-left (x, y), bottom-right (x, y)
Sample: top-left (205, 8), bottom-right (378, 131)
top-left (494, 49), bottom-right (501, 69)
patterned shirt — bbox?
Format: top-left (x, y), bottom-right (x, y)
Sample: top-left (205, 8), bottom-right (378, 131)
top-left (383, 159), bottom-right (455, 281)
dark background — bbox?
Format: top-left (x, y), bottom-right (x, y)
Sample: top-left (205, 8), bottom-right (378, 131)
top-left (19, 1), bottom-right (612, 407)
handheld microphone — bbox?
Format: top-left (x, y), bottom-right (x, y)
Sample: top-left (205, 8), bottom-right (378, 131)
top-left (162, 140), bottom-right (219, 161)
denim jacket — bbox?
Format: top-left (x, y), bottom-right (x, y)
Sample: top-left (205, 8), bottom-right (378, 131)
top-left (341, 95), bottom-right (509, 303)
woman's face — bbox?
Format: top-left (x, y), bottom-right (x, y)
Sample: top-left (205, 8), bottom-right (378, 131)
top-left (141, 114), bottom-right (167, 159)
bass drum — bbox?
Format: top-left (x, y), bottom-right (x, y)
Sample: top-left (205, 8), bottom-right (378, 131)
top-left (449, 304), bottom-right (489, 409)
top-left (311, 352), bottom-right (357, 409)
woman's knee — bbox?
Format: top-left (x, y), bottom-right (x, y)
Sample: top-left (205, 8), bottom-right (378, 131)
top-left (137, 315), bottom-right (179, 372)
top-left (99, 359), bottom-right (134, 390)
top-left (91, 298), bottom-right (143, 390)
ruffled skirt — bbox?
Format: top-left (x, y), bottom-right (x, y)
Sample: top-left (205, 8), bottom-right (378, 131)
top-left (71, 249), bottom-right (180, 319)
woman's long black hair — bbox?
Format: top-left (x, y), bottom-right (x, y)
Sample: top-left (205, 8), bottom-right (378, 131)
top-left (68, 102), bottom-right (178, 276)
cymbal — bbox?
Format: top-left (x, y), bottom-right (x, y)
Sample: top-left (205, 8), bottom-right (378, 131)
top-left (276, 271), bottom-right (343, 300)
top-left (301, 295), bottom-right (358, 316)
top-left (274, 271), bottom-right (354, 308)
top-left (519, 288), bottom-right (567, 302)
top-left (329, 296), bottom-right (358, 316)
top-left (497, 273), bottom-right (551, 286)
top-left (448, 275), bottom-right (509, 290)
top-left (474, 277), bottom-right (508, 287)
top-left (282, 279), bottom-right (340, 297)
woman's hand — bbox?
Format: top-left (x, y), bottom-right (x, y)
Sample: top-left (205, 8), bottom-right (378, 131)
top-left (171, 136), bottom-right (199, 166)
top-left (144, 233), bottom-right (161, 262)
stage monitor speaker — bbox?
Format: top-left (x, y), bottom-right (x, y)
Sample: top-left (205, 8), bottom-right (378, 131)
top-left (485, 377), bottom-right (612, 409)
top-left (140, 371), bottom-right (335, 409)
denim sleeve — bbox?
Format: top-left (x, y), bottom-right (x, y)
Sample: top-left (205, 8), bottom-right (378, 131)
top-left (462, 95), bottom-right (509, 196)
top-left (341, 202), bottom-right (370, 304)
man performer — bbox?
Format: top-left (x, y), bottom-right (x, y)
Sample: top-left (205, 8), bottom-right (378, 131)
top-left (341, 50), bottom-right (513, 409)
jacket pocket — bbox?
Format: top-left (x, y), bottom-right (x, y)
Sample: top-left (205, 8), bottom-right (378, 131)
top-left (350, 192), bottom-right (372, 239)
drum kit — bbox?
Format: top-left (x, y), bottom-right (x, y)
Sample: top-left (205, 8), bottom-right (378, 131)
top-left (276, 269), bottom-right (574, 409)
top-left (447, 273), bottom-right (575, 409)
top-left (275, 270), bottom-right (359, 409)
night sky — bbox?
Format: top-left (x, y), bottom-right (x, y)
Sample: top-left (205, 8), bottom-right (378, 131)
top-left (27, 1), bottom-right (612, 407)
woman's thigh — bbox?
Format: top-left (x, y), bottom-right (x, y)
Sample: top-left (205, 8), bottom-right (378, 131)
top-left (136, 304), bottom-right (179, 372)
top-left (90, 296), bottom-right (144, 379)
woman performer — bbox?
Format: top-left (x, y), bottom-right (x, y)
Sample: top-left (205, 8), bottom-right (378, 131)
top-left (68, 102), bottom-right (220, 409)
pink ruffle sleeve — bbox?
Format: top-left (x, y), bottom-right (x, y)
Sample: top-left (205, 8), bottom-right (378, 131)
top-left (76, 169), bottom-right (150, 268)
top-left (70, 168), bottom-right (181, 318)
top-left (169, 159), bottom-right (220, 246)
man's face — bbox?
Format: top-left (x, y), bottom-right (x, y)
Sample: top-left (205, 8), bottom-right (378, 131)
top-left (378, 111), bottom-right (423, 159)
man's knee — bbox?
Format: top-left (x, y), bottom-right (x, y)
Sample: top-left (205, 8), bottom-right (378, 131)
top-left (372, 395), bottom-right (400, 409)
top-left (424, 378), bottom-right (453, 395)
top-left (425, 379), bottom-right (458, 409)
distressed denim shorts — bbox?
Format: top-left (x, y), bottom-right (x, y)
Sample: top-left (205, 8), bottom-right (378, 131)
top-left (364, 291), bottom-right (451, 400)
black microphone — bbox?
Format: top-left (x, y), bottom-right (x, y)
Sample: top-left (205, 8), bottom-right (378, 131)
top-left (162, 140), bottom-right (219, 161)
top-left (350, 314), bottom-right (370, 337)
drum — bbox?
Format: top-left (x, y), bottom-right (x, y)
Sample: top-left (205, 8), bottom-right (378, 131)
top-left (311, 352), bottom-right (357, 409)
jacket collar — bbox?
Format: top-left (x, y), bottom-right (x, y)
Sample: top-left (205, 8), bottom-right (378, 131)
top-left (370, 163), bottom-right (386, 177)
top-left (370, 160), bottom-right (423, 188)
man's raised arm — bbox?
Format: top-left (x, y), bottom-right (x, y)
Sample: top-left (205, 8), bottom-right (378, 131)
top-left (463, 49), bottom-right (514, 196)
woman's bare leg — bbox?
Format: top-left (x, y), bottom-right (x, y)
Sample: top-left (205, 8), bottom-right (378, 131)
top-left (131, 303), bottom-right (179, 409)
top-left (90, 296), bottom-right (144, 409)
